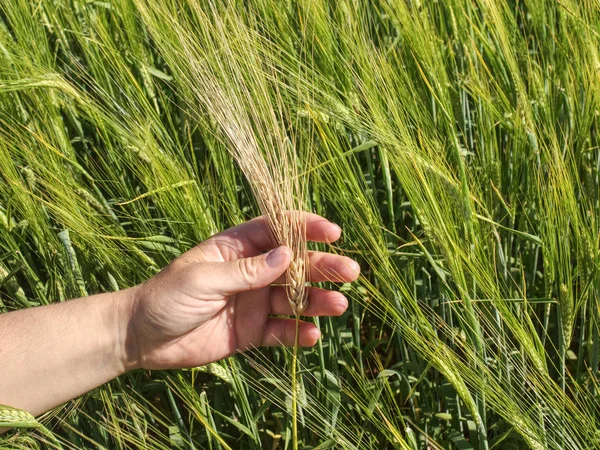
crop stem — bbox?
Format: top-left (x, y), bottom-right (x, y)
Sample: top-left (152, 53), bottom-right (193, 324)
top-left (292, 313), bottom-right (300, 450)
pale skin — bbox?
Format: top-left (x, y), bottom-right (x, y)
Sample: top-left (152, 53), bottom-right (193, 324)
top-left (0, 213), bottom-right (359, 429)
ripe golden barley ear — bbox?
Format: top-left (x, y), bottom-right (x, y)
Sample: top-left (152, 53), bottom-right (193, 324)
top-left (288, 255), bottom-right (308, 315)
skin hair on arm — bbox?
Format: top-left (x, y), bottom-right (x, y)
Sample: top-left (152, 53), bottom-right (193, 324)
top-left (0, 214), bottom-right (360, 429)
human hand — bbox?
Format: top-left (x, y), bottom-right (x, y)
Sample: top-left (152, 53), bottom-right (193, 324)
top-left (122, 213), bottom-right (360, 370)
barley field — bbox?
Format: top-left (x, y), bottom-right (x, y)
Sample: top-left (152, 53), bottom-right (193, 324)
top-left (1, 0), bottom-right (600, 449)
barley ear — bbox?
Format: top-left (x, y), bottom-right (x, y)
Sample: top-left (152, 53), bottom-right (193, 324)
top-left (0, 405), bottom-right (39, 428)
top-left (288, 255), bottom-right (308, 316)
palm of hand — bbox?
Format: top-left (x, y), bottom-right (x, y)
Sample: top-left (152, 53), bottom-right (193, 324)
top-left (128, 214), bottom-right (360, 370)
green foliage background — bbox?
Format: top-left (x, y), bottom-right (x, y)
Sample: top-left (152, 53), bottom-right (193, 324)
top-left (1, 0), bottom-right (600, 448)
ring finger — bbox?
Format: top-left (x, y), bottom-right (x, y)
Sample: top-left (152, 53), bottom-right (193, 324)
top-left (269, 286), bottom-right (349, 317)
top-left (274, 251), bottom-right (360, 284)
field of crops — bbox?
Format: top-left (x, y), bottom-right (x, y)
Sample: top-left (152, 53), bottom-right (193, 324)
top-left (1, 0), bottom-right (600, 448)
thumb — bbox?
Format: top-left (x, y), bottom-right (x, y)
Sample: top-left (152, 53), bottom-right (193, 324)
top-left (214, 246), bottom-right (292, 294)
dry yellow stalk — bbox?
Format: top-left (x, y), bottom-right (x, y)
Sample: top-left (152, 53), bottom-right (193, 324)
top-left (175, 20), bottom-right (310, 448)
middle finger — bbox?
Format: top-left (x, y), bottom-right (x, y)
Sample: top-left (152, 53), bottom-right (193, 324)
top-left (269, 286), bottom-right (349, 316)
top-left (274, 251), bottom-right (360, 284)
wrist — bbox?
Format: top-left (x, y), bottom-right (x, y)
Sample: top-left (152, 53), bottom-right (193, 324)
top-left (114, 285), bottom-right (142, 373)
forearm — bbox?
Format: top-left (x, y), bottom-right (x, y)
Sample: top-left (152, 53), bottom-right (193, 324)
top-left (0, 288), bottom-right (137, 418)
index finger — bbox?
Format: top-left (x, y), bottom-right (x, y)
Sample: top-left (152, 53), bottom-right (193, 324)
top-left (203, 212), bottom-right (342, 260)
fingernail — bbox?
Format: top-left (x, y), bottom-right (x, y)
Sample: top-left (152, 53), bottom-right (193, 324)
top-left (266, 246), bottom-right (288, 268)
top-left (336, 293), bottom-right (349, 309)
top-left (332, 293), bottom-right (348, 315)
top-left (308, 327), bottom-right (321, 343)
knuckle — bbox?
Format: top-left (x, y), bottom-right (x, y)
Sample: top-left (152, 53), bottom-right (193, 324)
top-left (236, 258), bottom-right (260, 288)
